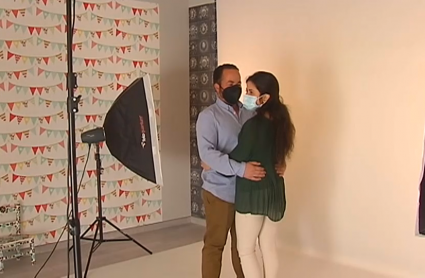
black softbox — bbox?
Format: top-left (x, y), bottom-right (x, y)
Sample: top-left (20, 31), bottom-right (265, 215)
top-left (103, 75), bottom-right (162, 185)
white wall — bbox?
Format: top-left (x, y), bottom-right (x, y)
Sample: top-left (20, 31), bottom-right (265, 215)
top-left (147, 0), bottom-right (191, 221)
top-left (217, 0), bottom-right (425, 277)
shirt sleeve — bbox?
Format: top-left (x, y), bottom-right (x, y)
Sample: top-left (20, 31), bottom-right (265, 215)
top-left (229, 119), bottom-right (256, 162)
top-left (196, 110), bottom-right (246, 177)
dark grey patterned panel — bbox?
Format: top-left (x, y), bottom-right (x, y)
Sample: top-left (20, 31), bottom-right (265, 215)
top-left (189, 3), bottom-right (217, 219)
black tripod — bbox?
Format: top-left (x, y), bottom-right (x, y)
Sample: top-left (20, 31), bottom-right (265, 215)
top-left (74, 143), bottom-right (152, 277)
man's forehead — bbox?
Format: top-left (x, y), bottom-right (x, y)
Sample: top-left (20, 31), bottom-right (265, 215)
top-left (222, 69), bottom-right (241, 82)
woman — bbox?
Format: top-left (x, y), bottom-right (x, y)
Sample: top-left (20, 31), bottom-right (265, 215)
top-left (230, 71), bottom-right (295, 278)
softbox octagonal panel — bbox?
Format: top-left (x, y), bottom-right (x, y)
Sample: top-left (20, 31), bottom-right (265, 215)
top-left (103, 75), bottom-right (162, 185)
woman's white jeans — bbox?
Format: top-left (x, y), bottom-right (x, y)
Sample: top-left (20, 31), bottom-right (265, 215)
top-left (235, 212), bottom-right (279, 278)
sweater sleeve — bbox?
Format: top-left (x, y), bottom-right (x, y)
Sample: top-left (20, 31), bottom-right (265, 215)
top-left (229, 119), bottom-right (256, 162)
top-left (196, 110), bottom-right (246, 177)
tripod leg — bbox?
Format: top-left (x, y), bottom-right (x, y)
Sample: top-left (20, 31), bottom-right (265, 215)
top-left (81, 221), bottom-right (97, 238)
top-left (104, 219), bottom-right (153, 254)
top-left (84, 224), bottom-right (100, 278)
top-left (69, 220), bottom-right (97, 252)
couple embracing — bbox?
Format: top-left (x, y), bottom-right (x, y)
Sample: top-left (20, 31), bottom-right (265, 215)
top-left (196, 64), bottom-right (295, 278)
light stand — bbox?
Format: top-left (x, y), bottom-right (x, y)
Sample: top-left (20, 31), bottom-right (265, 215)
top-left (65, 0), bottom-right (83, 277)
top-left (71, 128), bottom-right (152, 277)
top-left (80, 143), bottom-right (152, 276)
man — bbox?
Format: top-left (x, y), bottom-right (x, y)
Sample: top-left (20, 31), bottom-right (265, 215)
top-left (196, 64), bottom-right (266, 278)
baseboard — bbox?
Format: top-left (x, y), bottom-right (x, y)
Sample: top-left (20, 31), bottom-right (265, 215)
top-left (191, 216), bottom-right (206, 227)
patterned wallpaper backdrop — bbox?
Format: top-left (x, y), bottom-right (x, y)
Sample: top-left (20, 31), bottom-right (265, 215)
top-left (189, 3), bottom-right (217, 219)
top-left (0, 0), bottom-right (162, 246)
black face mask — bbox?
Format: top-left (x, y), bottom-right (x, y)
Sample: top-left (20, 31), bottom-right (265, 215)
top-left (222, 85), bottom-right (242, 105)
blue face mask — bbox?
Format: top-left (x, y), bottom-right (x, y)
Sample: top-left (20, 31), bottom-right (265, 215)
top-left (243, 95), bottom-right (260, 111)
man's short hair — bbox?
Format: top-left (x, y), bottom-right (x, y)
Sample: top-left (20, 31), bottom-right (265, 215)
top-left (213, 64), bottom-right (239, 85)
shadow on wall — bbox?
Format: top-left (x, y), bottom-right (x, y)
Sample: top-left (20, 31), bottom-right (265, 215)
top-left (278, 49), bottom-right (344, 259)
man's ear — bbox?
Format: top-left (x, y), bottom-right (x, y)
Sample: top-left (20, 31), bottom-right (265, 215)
top-left (213, 83), bottom-right (220, 93)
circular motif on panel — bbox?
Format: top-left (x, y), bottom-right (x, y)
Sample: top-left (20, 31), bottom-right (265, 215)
top-left (211, 21), bottom-right (216, 33)
top-left (190, 73), bottom-right (199, 86)
top-left (190, 106), bottom-right (198, 118)
top-left (190, 90), bottom-right (197, 101)
top-left (190, 122), bottom-right (197, 136)
top-left (199, 40), bottom-right (209, 53)
top-left (189, 24), bottom-right (198, 37)
top-left (211, 94), bottom-right (217, 102)
top-left (211, 40), bottom-right (217, 51)
top-left (200, 73), bottom-right (209, 85)
top-left (191, 139), bottom-right (197, 149)
top-left (191, 186), bottom-right (199, 197)
top-left (200, 23), bottom-right (208, 35)
top-left (199, 90), bottom-right (210, 103)
top-left (191, 170), bottom-right (201, 183)
top-left (191, 201), bottom-right (199, 214)
top-left (190, 57), bottom-right (197, 69)
top-left (199, 56), bottom-right (210, 70)
top-left (189, 41), bottom-right (197, 53)
top-left (199, 6), bottom-right (209, 19)
top-left (191, 155), bottom-right (199, 167)
top-left (189, 8), bottom-right (197, 20)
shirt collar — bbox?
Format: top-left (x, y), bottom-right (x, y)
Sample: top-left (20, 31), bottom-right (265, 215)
top-left (216, 96), bottom-right (243, 111)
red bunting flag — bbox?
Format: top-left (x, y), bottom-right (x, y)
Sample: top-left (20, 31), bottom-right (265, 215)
top-left (19, 191), bottom-right (26, 200)
top-left (28, 27), bottom-right (42, 35)
top-left (6, 20), bottom-right (13, 29)
top-left (0, 144), bottom-right (7, 153)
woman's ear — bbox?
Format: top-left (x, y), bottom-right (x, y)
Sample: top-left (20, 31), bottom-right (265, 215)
top-left (259, 94), bottom-right (270, 105)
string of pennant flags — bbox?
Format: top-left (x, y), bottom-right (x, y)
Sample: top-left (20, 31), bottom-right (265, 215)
top-left (0, 183), bottom-right (162, 213)
top-left (1, 19), bottom-right (159, 41)
top-left (20, 206), bottom-right (162, 243)
top-left (0, 66), bottom-right (159, 83)
top-left (0, 36), bottom-right (159, 54)
top-left (1, 162), bottom-right (129, 187)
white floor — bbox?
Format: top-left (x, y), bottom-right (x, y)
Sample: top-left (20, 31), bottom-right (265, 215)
top-left (67, 241), bottom-right (394, 278)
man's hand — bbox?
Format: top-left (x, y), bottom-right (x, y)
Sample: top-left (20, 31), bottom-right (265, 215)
top-left (244, 162), bottom-right (266, 181)
top-left (201, 161), bottom-right (212, 171)
top-left (275, 163), bottom-right (286, 177)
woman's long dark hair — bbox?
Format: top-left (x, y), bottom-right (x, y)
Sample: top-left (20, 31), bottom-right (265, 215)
top-left (247, 71), bottom-right (295, 166)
